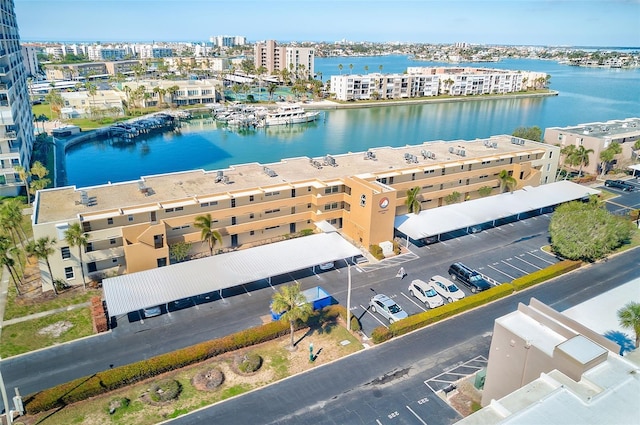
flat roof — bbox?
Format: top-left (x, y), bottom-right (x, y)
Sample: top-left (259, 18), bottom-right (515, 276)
top-left (102, 232), bottom-right (361, 316)
top-left (34, 135), bottom-right (549, 224)
top-left (394, 180), bottom-right (600, 240)
top-left (547, 117), bottom-right (640, 139)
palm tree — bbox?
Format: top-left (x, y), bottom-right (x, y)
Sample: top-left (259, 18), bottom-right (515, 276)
top-left (364, 65), bottom-right (369, 74)
top-left (65, 222), bottom-right (88, 289)
top-left (194, 214), bottom-right (222, 256)
top-left (573, 145), bottom-right (595, 177)
top-left (558, 144), bottom-right (577, 180)
top-left (405, 186), bottom-right (422, 214)
top-left (348, 64), bottom-right (354, 74)
top-left (338, 64), bottom-right (343, 75)
top-left (617, 301), bottom-right (640, 348)
top-left (498, 169), bottom-right (517, 193)
top-left (378, 64), bottom-right (383, 73)
top-left (0, 235), bottom-right (21, 295)
top-left (14, 165), bottom-right (31, 205)
top-left (267, 83), bottom-right (278, 101)
top-left (26, 236), bottom-right (58, 295)
top-left (1, 198), bottom-right (27, 248)
top-left (166, 85), bottom-right (180, 107)
top-left (599, 142), bottom-right (622, 177)
top-left (271, 283), bottom-right (312, 350)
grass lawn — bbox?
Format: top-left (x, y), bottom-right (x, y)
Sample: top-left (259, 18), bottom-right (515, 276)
top-left (0, 307), bottom-right (94, 357)
top-left (22, 323), bottom-right (363, 425)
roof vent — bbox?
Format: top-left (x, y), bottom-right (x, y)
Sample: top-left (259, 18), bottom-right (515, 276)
top-left (215, 170), bottom-right (224, 183)
top-left (263, 166), bottom-right (277, 177)
top-left (324, 155), bottom-right (338, 167)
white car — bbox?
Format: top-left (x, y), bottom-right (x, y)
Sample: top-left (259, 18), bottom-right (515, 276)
top-left (142, 305), bottom-right (162, 318)
top-left (430, 275), bottom-right (466, 303)
top-left (369, 294), bottom-right (408, 324)
top-left (318, 262), bottom-right (334, 270)
top-left (408, 279), bottom-right (444, 309)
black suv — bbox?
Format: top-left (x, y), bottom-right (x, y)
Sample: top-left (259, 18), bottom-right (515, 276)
top-left (448, 262), bottom-right (492, 293)
top-left (604, 180), bottom-right (634, 192)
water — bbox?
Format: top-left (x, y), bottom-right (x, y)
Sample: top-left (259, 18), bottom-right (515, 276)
top-left (64, 57), bottom-right (640, 188)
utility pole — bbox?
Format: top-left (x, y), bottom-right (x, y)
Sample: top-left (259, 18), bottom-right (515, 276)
top-left (346, 262), bottom-right (352, 331)
top-left (0, 357), bottom-right (12, 425)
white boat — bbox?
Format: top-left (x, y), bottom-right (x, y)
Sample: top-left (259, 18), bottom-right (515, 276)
top-left (264, 104), bottom-right (320, 127)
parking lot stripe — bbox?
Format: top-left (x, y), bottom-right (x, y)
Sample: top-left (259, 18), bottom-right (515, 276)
top-left (514, 255), bottom-right (542, 270)
top-left (501, 259), bottom-right (528, 274)
top-left (527, 250), bottom-right (555, 264)
top-left (487, 264), bottom-right (515, 280)
top-left (360, 304), bottom-right (389, 328)
top-left (401, 292), bottom-right (427, 312)
top-left (406, 406), bottom-right (428, 425)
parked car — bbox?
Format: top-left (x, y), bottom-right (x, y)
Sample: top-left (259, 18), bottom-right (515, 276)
top-left (408, 279), bottom-right (444, 309)
top-left (604, 179), bottom-right (634, 191)
top-left (318, 262), bottom-right (334, 270)
top-left (369, 293), bottom-right (408, 324)
top-left (448, 262), bottom-right (492, 293)
top-left (430, 275), bottom-right (466, 303)
top-left (142, 305), bottom-right (162, 318)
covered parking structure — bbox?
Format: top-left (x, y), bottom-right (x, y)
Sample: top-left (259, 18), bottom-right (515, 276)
top-left (103, 232), bottom-right (362, 317)
top-left (394, 180), bottom-right (601, 245)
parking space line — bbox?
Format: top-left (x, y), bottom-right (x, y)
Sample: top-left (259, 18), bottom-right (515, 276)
top-left (360, 304), bottom-right (389, 328)
top-left (513, 255), bottom-right (542, 270)
top-left (401, 292), bottom-right (427, 312)
top-left (527, 250), bottom-right (555, 264)
top-left (487, 264), bottom-right (515, 280)
top-left (501, 260), bottom-right (528, 274)
top-left (406, 406), bottom-right (428, 425)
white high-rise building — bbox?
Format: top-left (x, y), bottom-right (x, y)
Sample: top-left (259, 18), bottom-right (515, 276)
top-left (0, 0), bottom-right (36, 196)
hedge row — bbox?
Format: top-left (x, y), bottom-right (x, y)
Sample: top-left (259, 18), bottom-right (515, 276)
top-left (370, 284), bottom-right (515, 343)
top-left (25, 306), bottom-right (345, 414)
top-left (511, 259), bottom-right (582, 291)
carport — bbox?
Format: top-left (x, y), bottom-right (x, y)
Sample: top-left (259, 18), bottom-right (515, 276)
top-left (103, 232), bottom-right (362, 317)
top-left (629, 164), bottom-right (640, 177)
top-left (394, 180), bottom-right (601, 244)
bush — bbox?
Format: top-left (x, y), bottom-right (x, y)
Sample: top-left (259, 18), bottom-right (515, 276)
top-left (511, 260), bottom-right (582, 291)
top-left (381, 284), bottom-right (515, 340)
top-left (371, 326), bottom-right (393, 344)
top-left (324, 304), bottom-right (361, 332)
top-left (24, 306), bottom-right (343, 414)
top-left (392, 240), bottom-right (401, 255)
top-left (236, 353), bottom-right (263, 373)
top-left (149, 379), bottom-right (181, 402)
top-left (369, 244), bottom-right (384, 260)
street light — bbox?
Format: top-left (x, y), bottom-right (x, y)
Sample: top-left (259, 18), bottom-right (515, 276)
top-left (0, 356), bottom-right (12, 425)
top-left (346, 262), bottom-right (352, 331)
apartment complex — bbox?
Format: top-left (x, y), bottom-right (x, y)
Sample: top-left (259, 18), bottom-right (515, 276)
top-left (544, 117), bottom-right (640, 175)
top-left (45, 60), bottom-right (143, 81)
top-left (139, 45), bottom-right (174, 59)
top-left (0, 0), bottom-right (36, 196)
top-left (209, 35), bottom-right (247, 48)
top-left (254, 40), bottom-right (315, 80)
top-left (329, 67), bottom-right (547, 101)
top-left (20, 44), bottom-right (38, 76)
top-left (121, 79), bottom-right (221, 107)
top-left (31, 135), bottom-right (557, 291)
top-left (458, 298), bottom-right (639, 424)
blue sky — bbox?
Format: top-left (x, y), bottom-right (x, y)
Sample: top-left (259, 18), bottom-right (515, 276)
top-left (14, 0), bottom-right (640, 47)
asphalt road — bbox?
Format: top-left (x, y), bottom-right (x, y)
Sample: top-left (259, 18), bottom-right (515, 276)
top-left (166, 248), bottom-right (640, 425)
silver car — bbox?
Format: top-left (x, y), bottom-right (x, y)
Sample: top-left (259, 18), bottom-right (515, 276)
top-left (408, 279), bottom-right (445, 309)
top-left (369, 294), bottom-right (408, 324)
top-left (430, 275), bottom-right (466, 303)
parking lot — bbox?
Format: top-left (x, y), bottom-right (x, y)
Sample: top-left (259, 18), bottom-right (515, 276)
top-left (601, 178), bottom-right (640, 216)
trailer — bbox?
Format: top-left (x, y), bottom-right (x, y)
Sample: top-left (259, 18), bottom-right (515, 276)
top-left (270, 286), bottom-right (332, 320)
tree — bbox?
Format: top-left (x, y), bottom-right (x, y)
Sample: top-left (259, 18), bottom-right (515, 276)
top-left (599, 142), bottom-right (622, 177)
top-left (338, 64), bottom-right (343, 75)
top-left (14, 165), bottom-right (31, 205)
top-left (26, 236), bottom-right (58, 295)
top-left (405, 186), bottom-right (422, 214)
top-left (169, 242), bottom-right (192, 263)
top-left (363, 65), bottom-right (369, 74)
top-left (378, 64), bottom-right (383, 73)
top-left (29, 161), bottom-right (51, 195)
top-left (0, 235), bottom-right (21, 295)
top-left (1, 198), bottom-right (27, 248)
top-left (549, 198), bottom-right (634, 262)
top-left (64, 222), bottom-right (88, 289)
top-left (44, 89), bottom-right (64, 119)
top-left (558, 144), bottom-right (578, 180)
top-left (271, 283), bottom-right (312, 350)
top-left (348, 64), bottom-right (354, 74)
top-left (617, 302), bottom-right (640, 348)
top-left (194, 214), bottom-right (222, 256)
top-left (478, 186), bottom-right (493, 197)
top-left (572, 145), bottom-right (594, 177)
top-left (166, 85), bottom-right (180, 107)
top-left (498, 169), bottom-right (517, 193)
top-left (512, 126), bottom-right (542, 142)
top-left (444, 191), bottom-right (461, 204)
top-left (267, 83), bottom-right (278, 101)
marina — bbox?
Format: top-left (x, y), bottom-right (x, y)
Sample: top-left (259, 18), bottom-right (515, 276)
top-left (211, 103), bottom-right (321, 129)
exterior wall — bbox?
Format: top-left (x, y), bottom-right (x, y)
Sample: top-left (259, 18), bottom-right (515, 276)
top-left (254, 40), bottom-right (286, 76)
top-left (121, 79), bottom-right (221, 107)
top-left (285, 47), bottom-right (314, 80)
top-left (32, 137), bottom-right (558, 287)
top-left (21, 44), bottom-right (39, 77)
top-left (0, 0), bottom-right (35, 196)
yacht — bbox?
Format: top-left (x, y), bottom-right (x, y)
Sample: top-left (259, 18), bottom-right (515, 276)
top-left (264, 103), bottom-right (320, 126)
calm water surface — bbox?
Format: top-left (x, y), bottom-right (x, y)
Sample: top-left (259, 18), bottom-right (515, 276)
top-left (65, 57), bottom-right (640, 188)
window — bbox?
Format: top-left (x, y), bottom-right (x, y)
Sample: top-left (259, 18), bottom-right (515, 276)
top-left (249, 195), bottom-right (254, 202)
top-left (110, 238), bottom-right (116, 245)
top-left (265, 225), bottom-right (280, 230)
top-left (107, 217), bottom-right (113, 225)
top-left (548, 151), bottom-right (553, 159)
top-left (200, 201), bottom-right (218, 207)
top-left (265, 191), bottom-right (280, 197)
top-left (61, 246), bottom-right (71, 259)
top-left (231, 198), bottom-right (236, 208)
top-left (250, 230), bottom-right (254, 235)
top-left (265, 209), bottom-right (280, 214)
top-left (249, 213), bottom-right (254, 219)
top-left (360, 194), bottom-right (366, 207)
top-left (165, 208), bottom-right (174, 213)
top-left (128, 215), bottom-right (134, 222)
top-left (175, 206), bottom-right (184, 211)
top-left (64, 266), bottom-right (74, 279)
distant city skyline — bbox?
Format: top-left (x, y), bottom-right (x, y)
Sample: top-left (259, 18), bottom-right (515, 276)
top-left (15, 0), bottom-right (640, 47)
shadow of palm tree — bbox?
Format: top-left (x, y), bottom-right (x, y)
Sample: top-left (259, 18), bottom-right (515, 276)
top-left (603, 330), bottom-right (635, 355)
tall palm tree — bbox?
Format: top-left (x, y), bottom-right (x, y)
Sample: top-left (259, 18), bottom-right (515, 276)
top-left (271, 283), bottom-right (312, 350)
top-left (498, 169), bottom-right (517, 193)
top-left (573, 145), bottom-right (594, 177)
top-left (338, 64), bottom-right (343, 75)
top-left (194, 214), bottom-right (222, 256)
top-left (1, 198), bottom-right (27, 248)
top-left (558, 144), bottom-right (577, 180)
top-left (26, 236), bottom-right (58, 295)
top-left (0, 235), bottom-right (21, 295)
top-left (14, 165), bottom-right (31, 205)
top-left (348, 64), bottom-right (354, 74)
top-left (267, 83), bottom-right (278, 101)
top-left (598, 142), bottom-right (622, 177)
top-left (617, 301), bottom-right (640, 348)
top-left (378, 64), bottom-right (383, 73)
top-left (364, 65), bottom-right (369, 74)
top-left (405, 186), bottom-right (422, 214)
top-left (65, 222), bottom-right (88, 289)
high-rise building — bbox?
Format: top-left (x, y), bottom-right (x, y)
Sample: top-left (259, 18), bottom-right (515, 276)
top-left (254, 40), bottom-right (314, 80)
top-left (0, 0), bottom-right (36, 196)
top-left (20, 44), bottom-right (39, 77)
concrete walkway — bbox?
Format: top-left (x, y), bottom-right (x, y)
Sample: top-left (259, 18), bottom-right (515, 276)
top-left (2, 302), bottom-right (91, 326)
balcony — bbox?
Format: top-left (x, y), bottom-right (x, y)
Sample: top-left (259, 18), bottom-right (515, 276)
top-left (0, 67), bottom-right (8, 75)
top-left (84, 246), bottom-right (125, 262)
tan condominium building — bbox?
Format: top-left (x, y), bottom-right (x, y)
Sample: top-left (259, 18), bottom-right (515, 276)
top-left (119, 79), bottom-right (222, 107)
top-left (254, 40), bottom-right (314, 80)
top-left (45, 60), bottom-right (143, 81)
top-left (330, 67), bottom-right (548, 101)
top-left (31, 135), bottom-right (558, 292)
top-left (544, 117), bottom-right (640, 176)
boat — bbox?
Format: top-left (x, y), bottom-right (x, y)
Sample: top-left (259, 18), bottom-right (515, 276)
top-left (264, 103), bottom-right (320, 127)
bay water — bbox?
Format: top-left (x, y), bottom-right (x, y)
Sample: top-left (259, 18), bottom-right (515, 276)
top-left (64, 57), bottom-right (640, 188)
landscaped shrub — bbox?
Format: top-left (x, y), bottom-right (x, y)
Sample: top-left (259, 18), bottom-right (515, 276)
top-left (511, 260), bottom-right (582, 291)
top-left (324, 304), bottom-right (361, 332)
top-left (369, 244), bottom-right (384, 260)
top-left (371, 326), bottom-right (393, 344)
top-left (148, 379), bottom-right (181, 402)
top-left (24, 307), bottom-right (342, 414)
top-left (392, 240), bottom-right (401, 255)
top-left (235, 353), bottom-right (263, 374)
top-left (381, 284), bottom-right (514, 340)
top-left (191, 368), bottom-right (224, 390)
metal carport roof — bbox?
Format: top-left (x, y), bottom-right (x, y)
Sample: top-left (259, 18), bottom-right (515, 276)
top-left (103, 232), bottom-right (362, 316)
top-left (394, 180), bottom-right (601, 240)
